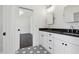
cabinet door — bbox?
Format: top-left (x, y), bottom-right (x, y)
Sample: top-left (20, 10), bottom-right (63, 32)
top-left (39, 32), bottom-right (49, 49)
top-left (64, 42), bottom-right (79, 54)
top-left (39, 31), bottom-right (47, 46)
top-left (43, 37), bottom-right (50, 52)
top-left (64, 6), bottom-right (74, 22)
top-left (0, 6), bottom-right (3, 53)
top-left (54, 39), bottom-right (65, 54)
top-left (46, 12), bottom-right (53, 24)
top-left (39, 31), bottom-right (54, 53)
top-left (40, 35), bottom-right (51, 53)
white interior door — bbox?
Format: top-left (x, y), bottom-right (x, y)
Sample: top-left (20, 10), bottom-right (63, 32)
top-left (3, 6), bottom-right (13, 54)
top-left (0, 6), bottom-right (3, 53)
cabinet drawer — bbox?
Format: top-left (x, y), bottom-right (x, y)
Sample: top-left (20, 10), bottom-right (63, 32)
top-left (39, 31), bottom-right (54, 38)
top-left (54, 33), bottom-right (79, 45)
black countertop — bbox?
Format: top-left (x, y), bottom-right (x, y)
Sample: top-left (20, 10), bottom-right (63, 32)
top-left (39, 28), bottom-right (79, 37)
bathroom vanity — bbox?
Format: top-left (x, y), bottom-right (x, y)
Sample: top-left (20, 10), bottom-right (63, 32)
top-left (39, 28), bottom-right (79, 54)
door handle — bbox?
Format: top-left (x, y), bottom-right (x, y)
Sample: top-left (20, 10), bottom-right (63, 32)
top-left (48, 34), bottom-right (52, 36)
top-left (49, 40), bottom-right (52, 42)
top-left (3, 32), bottom-right (6, 36)
top-left (18, 29), bottom-right (20, 31)
top-left (62, 43), bottom-right (64, 45)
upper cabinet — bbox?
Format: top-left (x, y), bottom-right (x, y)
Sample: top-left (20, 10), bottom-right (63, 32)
top-left (63, 5), bottom-right (79, 22)
top-left (46, 12), bottom-right (54, 25)
top-left (45, 5), bottom-right (55, 25)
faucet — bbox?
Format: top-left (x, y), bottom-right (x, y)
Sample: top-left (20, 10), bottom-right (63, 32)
top-left (70, 25), bottom-right (74, 33)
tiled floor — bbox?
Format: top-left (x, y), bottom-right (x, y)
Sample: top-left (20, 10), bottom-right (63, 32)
top-left (16, 45), bottom-right (50, 54)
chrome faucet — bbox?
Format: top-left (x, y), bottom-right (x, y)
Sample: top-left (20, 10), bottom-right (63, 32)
top-left (70, 25), bottom-right (74, 33)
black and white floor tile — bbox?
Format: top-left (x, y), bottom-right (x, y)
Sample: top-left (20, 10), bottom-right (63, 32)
top-left (16, 45), bottom-right (50, 54)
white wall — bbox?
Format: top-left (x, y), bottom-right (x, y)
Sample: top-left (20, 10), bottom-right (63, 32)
top-left (30, 6), bottom-right (46, 46)
top-left (16, 8), bottom-right (32, 34)
top-left (49, 5), bottom-right (79, 29)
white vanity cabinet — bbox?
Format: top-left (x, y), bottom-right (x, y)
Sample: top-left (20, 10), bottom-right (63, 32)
top-left (54, 33), bottom-right (79, 54)
top-left (39, 31), bottom-right (54, 53)
top-left (39, 31), bottom-right (79, 54)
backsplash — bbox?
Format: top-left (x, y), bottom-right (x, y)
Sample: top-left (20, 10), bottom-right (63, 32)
top-left (68, 23), bottom-right (79, 29)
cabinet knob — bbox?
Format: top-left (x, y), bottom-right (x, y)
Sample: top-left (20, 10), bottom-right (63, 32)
top-left (62, 43), bottom-right (64, 45)
top-left (65, 44), bottom-right (67, 46)
top-left (49, 47), bottom-right (52, 49)
top-left (3, 32), bottom-right (6, 36)
top-left (18, 29), bottom-right (20, 31)
top-left (49, 40), bottom-right (52, 42)
top-left (48, 34), bottom-right (52, 36)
